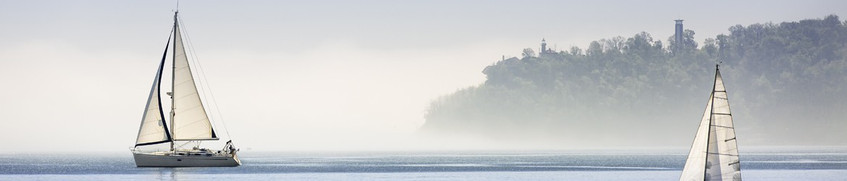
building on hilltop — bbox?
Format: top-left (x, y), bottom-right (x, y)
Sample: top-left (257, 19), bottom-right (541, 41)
top-left (540, 38), bottom-right (554, 56)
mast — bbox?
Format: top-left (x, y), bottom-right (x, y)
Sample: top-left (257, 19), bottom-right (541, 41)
top-left (170, 11), bottom-right (178, 151)
top-left (704, 64), bottom-right (718, 180)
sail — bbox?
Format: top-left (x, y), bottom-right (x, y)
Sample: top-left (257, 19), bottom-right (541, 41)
top-left (171, 16), bottom-right (218, 141)
top-left (708, 69), bottom-right (742, 180)
top-left (135, 35), bottom-right (173, 147)
top-left (679, 94), bottom-right (713, 181)
top-left (680, 67), bottom-right (742, 181)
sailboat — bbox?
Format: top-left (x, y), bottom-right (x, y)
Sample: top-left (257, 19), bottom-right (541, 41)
top-left (131, 11), bottom-right (240, 167)
top-left (679, 65), bottom-right (741, 181)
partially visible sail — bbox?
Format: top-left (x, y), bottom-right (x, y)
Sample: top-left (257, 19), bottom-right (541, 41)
top-left (171, 17), bottom-right (218, 141)
top-left (679, 94), bottom-right (713, 181)
top-left (135, 35), bottom-right (173, 147)
top-left (708, 70), bottom-right (742, 180)
top-left (680, 66), bottom-right (742, 181)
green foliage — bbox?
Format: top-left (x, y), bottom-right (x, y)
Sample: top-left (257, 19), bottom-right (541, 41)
top-left (420, 15), bottom-right (847, 146)
top-left (521, 48), bottom-right (536, 58)
top-left (669, 29), bottom-right (700, 54)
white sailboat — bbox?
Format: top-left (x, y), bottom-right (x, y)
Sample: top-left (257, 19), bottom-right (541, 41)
top-left (131, 11), bottom-right (240, 167)
top-left (679, 65), bottom-right (741, 181)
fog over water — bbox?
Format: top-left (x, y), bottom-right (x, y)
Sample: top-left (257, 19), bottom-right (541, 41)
top-left (0, 0), bottom-right (846, 153)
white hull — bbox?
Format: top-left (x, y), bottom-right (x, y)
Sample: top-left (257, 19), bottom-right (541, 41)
top-left (133, 152), bottom-right (241, 167)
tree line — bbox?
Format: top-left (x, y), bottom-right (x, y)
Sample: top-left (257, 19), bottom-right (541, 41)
top-left (420, 15), bottom-right (847, 147)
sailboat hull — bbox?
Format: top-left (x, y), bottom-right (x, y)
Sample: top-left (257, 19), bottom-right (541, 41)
top-left (133, 152), bottom-right (241, 167)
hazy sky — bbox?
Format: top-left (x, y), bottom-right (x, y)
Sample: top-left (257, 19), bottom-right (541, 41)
top-left (1, 0), bottom-right (845, 153)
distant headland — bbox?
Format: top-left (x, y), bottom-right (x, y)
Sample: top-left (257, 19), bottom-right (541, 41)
top-left (419, 15), bottom-right (847, 148)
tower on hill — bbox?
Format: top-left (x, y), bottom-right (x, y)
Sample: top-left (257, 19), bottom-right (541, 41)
top-left (674, 19), bottom-right (684, 52)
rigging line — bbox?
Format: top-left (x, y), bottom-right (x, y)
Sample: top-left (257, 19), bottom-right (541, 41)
top-left (175, 141), bottom-right (194, 149)
top-left (177, 16), bottom-right (234, 140)
top-left (704, 65), bottom-right (719, 180)
top-left (710, 124), bottom-right (734, 129)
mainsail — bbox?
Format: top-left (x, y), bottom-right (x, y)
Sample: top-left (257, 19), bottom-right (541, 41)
top-left (171, 13), bottom-right (218, 141)
top-left (135, 35), bottom-right (173, 146)
top-left (679, 66), bottom-right (742, 181)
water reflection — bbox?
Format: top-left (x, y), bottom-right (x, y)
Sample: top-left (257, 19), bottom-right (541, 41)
top-left (154, 168), bottom-right (179, 181)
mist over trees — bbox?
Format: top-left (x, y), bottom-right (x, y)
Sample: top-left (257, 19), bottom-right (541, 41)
top-left (419, 15), bottom-right (847, 147)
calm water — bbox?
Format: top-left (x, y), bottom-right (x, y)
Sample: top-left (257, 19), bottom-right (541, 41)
top-left (2, 148), bottom-right (847, 180)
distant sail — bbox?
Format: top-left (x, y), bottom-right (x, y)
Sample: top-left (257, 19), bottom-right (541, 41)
top-left (171, 20), bottom-right (217, 141)
top-left (680, 66), bottom-right (742, 181)
top-left (135, 35), bottom-right (173, 146)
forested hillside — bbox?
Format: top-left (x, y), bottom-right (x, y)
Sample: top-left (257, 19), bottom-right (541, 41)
top-left (420, 15), bottom-right (847, 147)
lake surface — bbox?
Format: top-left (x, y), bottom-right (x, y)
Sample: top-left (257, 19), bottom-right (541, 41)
top-left (2, 148), bottom-right (846, 180)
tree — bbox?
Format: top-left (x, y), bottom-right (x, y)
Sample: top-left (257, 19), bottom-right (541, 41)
top-left (703, 38), bottom-right (718, 56)
top-left (569, 46), bottom-right (583, 56)
top-left (669, 29), bottom-right (698, 55)
top-left (522, 48), bottom-right (536, 58)
top-left (587, 41), bottom-right (603, 56)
